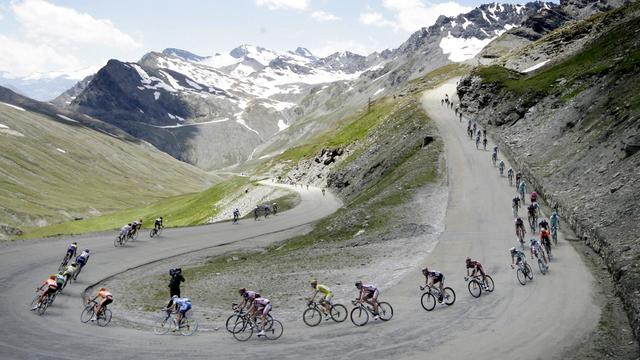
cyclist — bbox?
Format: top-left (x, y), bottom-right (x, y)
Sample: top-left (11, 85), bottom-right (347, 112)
top-left (154, 217), bottom-right (163, 230)
top-left (512, 194), bottom-right (521, 209)
top-left (254, 206), bottom-right (260, 221)
top-left (355, 281), bottom-right (380, 319)
top-left (421, 267), bottom-right (445, 302)
top-left (518, 180), bottom-right (527, 203)
top-left (550, 211), bottom-right (560, 229)
top-left (232, 209), bottom-right (240, 223)
top-left (321, 188), bottom-right (326, 196)
top-left (527, 204), bottom-right (538, 229)
top-left (530, 191), bottom-right (538, 204)
top-left (263, 203), bottom-right (270, 218)
top-left (509, 247), bottom-right (526, 269)
top-left (483, 129), bottom-right (487, 138)
top-left (491, 150), bottom-right (497, 164)
top-left (248, 296), bottom-right (271, 336)
top-left (493, 145), bottom-right (498, 155)
top-left (515, 172), bottom-right (522, 188)
top-left (540, 228), bottom-right (552, 257)
top-left (32, 275), bottom-right (58, 310)
top-left (529, 238), bottom-right (548, 264)
top-left (120, 223), bottom-right (132, 239)
top-left (475, 133), bottom-right (480, 148)
top-left (88, 287), bottom-right (113, 321)
top-left (308, 280), bottom-right (333, 319)
top-left (482, 137), bottom-right (488, 150)
top-left (74, 249), bottom-right (90, 280)
top-left (465, 258), bottom-right (487, 285)
top-left (272, 203), bottom-right (278, 215)
top-left (131, 219), bottom-right (143, 236)
top-left (515, 217), bottom-right (526, 243)
top-left (63, 242), bottom-right (78, 264)
top-left (539, 218), bottom-right (550, 231)
top-left (55, 271), bottom-right (66, 290)
top-left (166, 295), bottom-right (191, 330)
top-left (237, 288), bottom-right (260, 310)
top-left (498, 160), bottom-right (505, 175)
top-left (507, 167), bottom-right (514, 183)
top-left (62, 262), bottom-right (78, 283)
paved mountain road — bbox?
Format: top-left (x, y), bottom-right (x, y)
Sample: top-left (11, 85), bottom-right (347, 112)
top-left (0, 80), bottom-right (598, 359)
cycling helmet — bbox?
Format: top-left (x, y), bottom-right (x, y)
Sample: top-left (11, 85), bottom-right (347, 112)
top-left (310, 280), bottom-right (318, 287)
top-left (128, 223), bottom-right (132, 226)
top-left (509, 247), bottom-right (516, 253)
top-left (465, 257), bottom-right (471, 264)
top-left (239, 288), bottom-right (246, 295)
top-left (171, 295), bottom-right (178, 299)
top-left (72, 242), bottom-right (77, 245)
top-left (99, 287), bottom-right (107, 291)
top-left (421, 268), bottom-right (429, 276)
top-left (160, 216), bottom-right (163, 220)
top-left (139, 219), bottom-right (143, 223)
top-left (355, 281), bottom-right (362, 288)
top-left (49, 274), bottom-right (56, 279)
top-left (71, 262), bottom-right (77, 266)
top-left (84, 249), bottom-right (90, 253)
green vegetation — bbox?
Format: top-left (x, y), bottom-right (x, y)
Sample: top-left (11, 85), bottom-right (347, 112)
top-left (408, 63), bottom-right (471, 88)
top-left (0, 106), bottom-right (214, 230)
top-left (21, 176), bottom-right (251, 239)
top-left (476, 5), bottom-right (640, 101)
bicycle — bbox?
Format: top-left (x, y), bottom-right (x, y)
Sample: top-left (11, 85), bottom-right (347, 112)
top-left (420, 285), bottom-right (455, 311)
top-left (499, 165), bottom-right (504, 176)
top-left (58, 255), bottom-right (71, 272)
top-left (302, 300), bottom-right (348, 326)
top-left (491, 152), bottom-right (497, 166)
top-left (528, 214), bottom-right (537, 233)
top-left (483, 139), bottom-right (487, 150)
top-left (508, 172), bottom-right (514, 186)
top-left (350, 299), bottom-right (393, 326)
top-left (232, 313), bottom-right (283, 341)
top-left (114, 233), bottom-right (127, 247)
top-left (542, 237), bottom-right (552, 261)
top-left (514, 260), bottom-right (534, 285)
top-left (465, 275), bottom-right (495, 298)
top-left (475, 136), bottom-right (480, 149)
top-left (516, 226), bottom-right (526, 248)
top-left (30, 288), bottom-right (54, 315)
top-left (551, 226), bottom-right (558, 245)
top-left (150, 225), bottom-right (164, 238)
top-left (534, 251), bottom-right (549, 275)
top-left (512, 204), bottom-right (519, 218)
top-left (226, 304), bottom-right (273, 333)
top-left (80, 300), bottom-right (112, 326)
top-left (153, 309), bottom-right (198, 336)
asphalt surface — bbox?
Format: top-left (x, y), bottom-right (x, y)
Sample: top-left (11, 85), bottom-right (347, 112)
top-left (0, 80), bottom-right (599, 360)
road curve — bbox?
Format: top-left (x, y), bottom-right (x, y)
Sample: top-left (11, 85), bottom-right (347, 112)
top-left (0, 80), bottom-right (599, 360)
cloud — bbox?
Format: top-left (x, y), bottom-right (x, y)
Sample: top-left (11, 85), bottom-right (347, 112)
top-left (256, 0), bottom-right (309, 10)
top-left (11, 0), bottom-right (141, 48)
top-left (359, 12), bottom-right (396, 28)
top-left (311, 10), bottom-right (339, 22)
top-left (312, 40), bottom-right (374, 57)
top-left (360, 0), bottom-right (472, 32)
top-left (0, 35), bottom-right (84, 77)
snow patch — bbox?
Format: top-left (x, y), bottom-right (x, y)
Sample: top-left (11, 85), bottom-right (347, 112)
top-left (373, 88), bottom-right (385, 96)
top-left (56, 148), bottom-right (66, 154)
top-left (440, 32), bottom-right (502, 62)
top-left (481, 10), bottom-right (491, 24)
top-left (0, 123), bottom-right (24, 137)
top-left (1, 102), bottom-right (26, 111)
top-left (0, 123), bottom-right (8, 128)
top-left (462, 17), bottom-right (473, 30)
top-left (262, 100), bottom-right (296, 112)
top-left (150, 118), bottom-right (230, 128)
top-left (277, 119), bottom-right (289, 132)
top-left (154, 91), bottom-right (161, 100)
top-left (57, 114), bottom-right (79, 123)
top-left (523, 59), bottom-right (551, 73)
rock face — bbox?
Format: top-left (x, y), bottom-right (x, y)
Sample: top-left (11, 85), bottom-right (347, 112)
top-left (458, 1), bottom-right (640, 341)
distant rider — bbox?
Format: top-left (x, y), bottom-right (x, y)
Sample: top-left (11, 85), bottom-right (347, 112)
top-left (154, 217), bottom-right (164, 230)
top-left (74, 249), bottom-right (90, 280)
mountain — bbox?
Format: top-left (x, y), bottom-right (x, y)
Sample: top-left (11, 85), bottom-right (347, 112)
top-left (0, 66), bottom-right (100, 102)
top-left (0, 85), bottom-right (215, 234)
top-left (56, 2), bottom-right (554, 171)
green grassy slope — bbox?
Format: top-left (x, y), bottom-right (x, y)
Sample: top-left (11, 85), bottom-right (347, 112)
top-left (0, 104), bottom-right (215, 229)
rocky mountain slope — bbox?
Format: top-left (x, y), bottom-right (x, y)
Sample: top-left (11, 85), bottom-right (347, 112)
top-left (457, 0), bottom-right (640, 342)
top-left (56, 2), bottom-right (552, 171)
top-left (0, 86), bottom-right (215, 236)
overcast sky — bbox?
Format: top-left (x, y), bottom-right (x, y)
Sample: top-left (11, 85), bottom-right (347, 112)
top-left (0, 0), bottom-right (531, 77)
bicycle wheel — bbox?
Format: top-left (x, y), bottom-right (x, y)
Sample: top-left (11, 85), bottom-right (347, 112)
top-left (225, 314), bottom-right (244, 333)
top-left (58, 260), bottom-right (67, 272)
top-left (30, 293), bottom-right (40, 309)
top-left (149, 229), bottom-right (156, 238)
top-left (302, 307), bottom-right (322, 327)
top-left (420, 292), bottom-right (436, 311)
top-left (525, 264), bottom-right (534, 280)
top-left (232, 320), bottom-right (253, 341)
top-left (97, 309), bottom-right (112, 327)
top-left (468, 280), bottom-right (482, 298)
top-left (350, 306), bottom-right (369, 326)
top-left (484, 275), bottom-right (495, 292)
top-left (517, 268), bottom-right (527, 285)
top-left (378, 302), bottom-right (393, 321)
top-left (552, 231), bottom-right (558, 246)
top-left (153, 315), bottom-right (172, 335)
top-left (114, 236), bottom-right (120, 247)
top-left (36, 297), bottom-right (49, 315)
top-left (443, 288), bottom-right (456, 305)
top-left (330, 304), bottom-right (348, 322)
top-left (264, 319), bottom-right (283, 340)
top-left (80, 305), bottom-right (94, 323)
top-left (538, 259), bottom-right (546, 275)
top-left (179, 318), bottom-right (198, 336)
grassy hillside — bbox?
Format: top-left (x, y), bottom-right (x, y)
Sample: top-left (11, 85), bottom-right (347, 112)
top-left (0, 103), bottom-right (215, 231)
